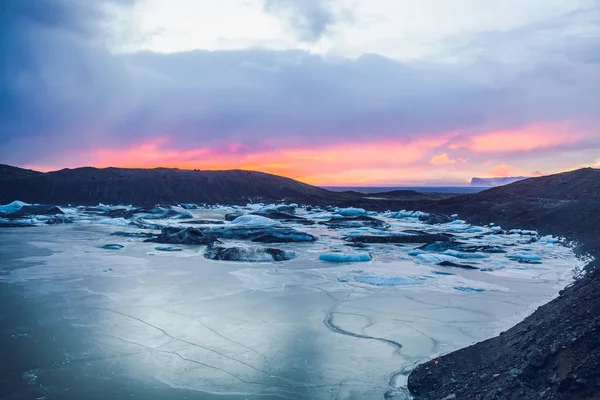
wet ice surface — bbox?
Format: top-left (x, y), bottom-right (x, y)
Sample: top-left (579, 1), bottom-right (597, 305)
top-left (0, 204), bottom-right (586, 399)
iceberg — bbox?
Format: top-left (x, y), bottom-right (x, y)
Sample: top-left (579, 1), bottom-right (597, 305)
top-left (155, 246), bottom-right (183, 252)
top-left (319, 252), bottom-right (372, 262)
top-left (145, 227), bottom-right (218, 245)
top-left (337, 207), bottom-right (366, 217)
top-left (230, 214), bottom-right (283, 227)
top-left (337, 274), bottom-right (423, 286)
top-left (320, 215), bottom-right (390, 230)
top-left (431, 270), bottom-right (455, 276)
top-left (507, 252), bottom-right (543, 264)
top-left (205, 245), bottom-right (296, 262)
top-left (538, 235), bottom-right (559, 244)
top-left (415, 253), bottom-right (462, 264)
top-left (204, 215), bottom-right (316, 243)
top-left (454, 286), bottom-right (485, 292)
top-left (100, 244), bottom-right (125, 250)
top-left (179, 203), bottom-right (198, 209)
top-left (442, 250), bottom-right (489, 259)
top-left (0, 200), bottom-right (29, 214)
top-left (386, 210), bottom-right (429, 219)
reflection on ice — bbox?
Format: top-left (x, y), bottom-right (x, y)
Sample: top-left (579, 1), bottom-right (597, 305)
top-left (0, 201), bottom-right (587, 399)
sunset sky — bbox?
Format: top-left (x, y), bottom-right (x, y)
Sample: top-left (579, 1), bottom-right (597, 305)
top-left (2, 0), bottom-right (599, 185)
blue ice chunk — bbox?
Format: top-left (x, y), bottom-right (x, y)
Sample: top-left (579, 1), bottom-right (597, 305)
top-left (432, 270), bottom-right (455, 276)
top-left (507, 252), bottom-right (543, 263)
top-left (454, 286), bottom-right (485, 292)
top-left (442, 250), bottom-right (488, 259)
top-left (319, 253), bottom-right (372, 262)
top-left (480, 266), bottom-right (506, 272)
top-left (0, 200), bottom-right (29, 214)
top-left (101, 244), bottom-right (124, 250)
top-left (338, 275), bottom-right (424, 286)
top-left (155, 246), bottom-right (183, 252)
top-left (337, 207), bottom-right (366, 217)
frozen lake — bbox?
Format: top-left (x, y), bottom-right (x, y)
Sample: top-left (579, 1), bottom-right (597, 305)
top-left (0, 204), bottom-right (585, 399)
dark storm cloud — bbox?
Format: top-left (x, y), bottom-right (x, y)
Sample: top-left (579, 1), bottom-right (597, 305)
top-left (263, 0), bottom-right (336, 42)
top-left (0, 0), bottom-right (599, 166)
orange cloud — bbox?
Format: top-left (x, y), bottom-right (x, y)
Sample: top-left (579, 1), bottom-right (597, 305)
top-left (429, 153), bottom-right (455, 165)
top-left (56, 136), bottom-right (451, 185)
top-left (464, 123), bottom-right (579, 153)
top-left (489, 164), bottom-right (518, 177)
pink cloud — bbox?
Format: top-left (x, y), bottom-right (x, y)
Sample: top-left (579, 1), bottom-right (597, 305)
top-left (429, 153), bottom-right (455, 165)
top-left (467, 124), bottom-right (579, 153)
top-left (489, 164), bottom-right (518, 177)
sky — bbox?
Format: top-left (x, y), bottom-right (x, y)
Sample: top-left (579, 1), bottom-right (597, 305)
top-left (1, 0), bottom-right (599, 185)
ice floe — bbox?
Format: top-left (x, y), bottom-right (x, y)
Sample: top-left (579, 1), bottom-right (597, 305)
top-left (0, 200), bottom-right (29, 214)
top-left (319, 252), bottom-right (372, 262)
top-left (337, 274), bottom-right (423, 286)
top-left (336, 207), bottom-right (366, 217)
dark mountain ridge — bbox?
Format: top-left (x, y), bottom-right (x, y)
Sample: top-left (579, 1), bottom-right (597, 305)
top-left (0, 165), bottom-right (348, 206)
top-left (0, 164), bottom-right (451, 207)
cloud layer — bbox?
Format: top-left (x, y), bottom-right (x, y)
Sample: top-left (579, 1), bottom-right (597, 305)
top-left (1, 0), bottom-right (599, 184)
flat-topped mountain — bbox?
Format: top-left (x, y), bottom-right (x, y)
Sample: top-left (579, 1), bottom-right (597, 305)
top-left (470, 176), bottom-right (527, 186)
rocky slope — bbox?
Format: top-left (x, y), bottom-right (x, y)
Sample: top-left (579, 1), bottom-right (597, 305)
top-left (408, 168), bottom-right (600, 400)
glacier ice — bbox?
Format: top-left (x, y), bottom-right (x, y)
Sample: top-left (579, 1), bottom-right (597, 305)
top-left (454, 286), bottom-right (485, 292)
top-left (338, 274), bottom-right (423, 286)
top-left (0, 200), bottom-right (29, 214)
top-left (100, 244), bottom-right (125, 250)
top-left (229, 214), bottom-right (283, 227)
top-left (507, 252), bottom-right (543, 263)
top-left (337, 207), bottom-right (366, 217)
top-left (442, 250), bottom-right (488, 259)
top-left (319, 252), bottom-right (372, 262)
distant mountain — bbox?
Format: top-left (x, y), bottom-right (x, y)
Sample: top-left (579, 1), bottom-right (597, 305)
top-left (470, 176), bottom-right (528, 186)
top-left (0, 166), bottom-right (351, 206)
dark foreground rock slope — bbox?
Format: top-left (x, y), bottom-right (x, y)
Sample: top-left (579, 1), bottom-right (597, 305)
top-left (408, 168), bottom-right (600, 400)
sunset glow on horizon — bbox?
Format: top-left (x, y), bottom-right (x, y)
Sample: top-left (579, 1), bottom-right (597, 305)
top-left (20, 122), bottom-right (597, 186)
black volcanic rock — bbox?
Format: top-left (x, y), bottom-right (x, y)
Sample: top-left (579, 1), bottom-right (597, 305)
top-left (145, 227), bottom-right (219, 245)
